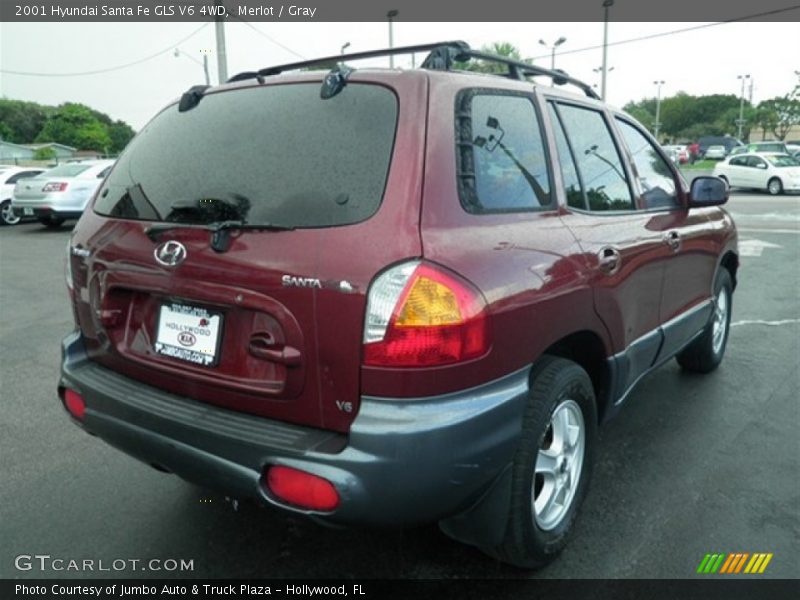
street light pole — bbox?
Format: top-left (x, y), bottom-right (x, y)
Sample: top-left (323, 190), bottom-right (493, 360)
top-left (387, 10), bottom-right (398, 68)
top-left (737, 73), bottom-right (750, 141)
top-left (340, 42), bottom-right (351, 55)
top-left (538, 37), bottom-right (567, 70)
top-left (653, 80), bottom-right (665, 141)
top-left (214, 0), bottom-right (228, 84)
top-left (174, 48), bottom-right (210, 85)
top-left (601, 0), bottom-right (614, 101)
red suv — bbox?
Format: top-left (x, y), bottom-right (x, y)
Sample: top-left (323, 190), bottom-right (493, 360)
top-left (59, 42), bottom-right (738, 568)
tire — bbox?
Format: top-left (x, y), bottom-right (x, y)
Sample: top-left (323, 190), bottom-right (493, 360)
top-left (767, 177), bottom-right (783, 196)
top-left (0, 200), bottom-right (20, 226)
top-left (486, 356), bottom-right (597, 569)
top-left (38, 215), bottom-right (65, 229)
top-left (676, 268), bottom-right (733, 373)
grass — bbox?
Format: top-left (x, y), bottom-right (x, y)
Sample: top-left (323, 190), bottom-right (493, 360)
top-left (680, 159), bottom-right (718, 170)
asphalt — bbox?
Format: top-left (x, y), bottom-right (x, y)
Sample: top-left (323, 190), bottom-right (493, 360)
top-left (1, 191), bottom-right (798, 580)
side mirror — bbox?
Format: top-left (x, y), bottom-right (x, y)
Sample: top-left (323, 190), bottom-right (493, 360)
top-left (688, 176), bottom-right (728, 207)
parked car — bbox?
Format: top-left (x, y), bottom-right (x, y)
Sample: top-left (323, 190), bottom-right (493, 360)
top-left (729, 141), bottom-right (789, 157)
top-left (704, 145), bottom-right (728, 160)
top-left (57, 42), bottom-right (737, 569)
top-left (698, 136), bottom-right (742, 158)
top-left (0, 166), bottom-right (46, 225)
top-left (713, 152), bottom-right (800, 195)
top-left (662, 145), bottom-right (689, 164)
top-left (12, 160), bottom-right (114, 228)
top-left (786, 143), bottom-right (800, 159)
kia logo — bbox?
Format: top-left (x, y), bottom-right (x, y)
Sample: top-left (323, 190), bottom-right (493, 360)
top-left (154, 240), bottom-right (187, 267)
top-left (177, 331), bottom-right (196, 347)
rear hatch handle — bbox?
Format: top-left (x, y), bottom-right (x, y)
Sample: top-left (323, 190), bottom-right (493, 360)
top-left (248, 332), bottom-right (302, 367)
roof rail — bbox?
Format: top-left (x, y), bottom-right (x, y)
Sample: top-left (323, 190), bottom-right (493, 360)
top-left (227, 40), bottom-right (599, 100)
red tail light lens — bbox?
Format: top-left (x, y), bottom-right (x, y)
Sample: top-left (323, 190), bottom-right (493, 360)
top-left (63, 389), bottom-right (86, 420)
top-left (43, 182), bottom-right (68, 192)
top-left (265, 466), bottom-right (339, 511)
top-left (364, 263), bottom-right (490, 367)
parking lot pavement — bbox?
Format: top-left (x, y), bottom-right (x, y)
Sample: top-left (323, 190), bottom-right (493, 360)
top-left (1, 193), bottom-right (798, 580)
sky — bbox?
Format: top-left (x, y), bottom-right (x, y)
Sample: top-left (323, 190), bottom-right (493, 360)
top-left (1, 20), bottom-right (799, 130)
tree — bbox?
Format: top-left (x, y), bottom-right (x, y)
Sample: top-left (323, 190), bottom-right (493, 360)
top-left (33, 146), bottom-right (56, 160)
top-left (757, 96), bottom-right (800, 140)
top-left (0, 99), bottom-right (51, 143)
top-left (108, 120), bottom-right (135, 153)
top-left (454, 42), bottom-right (527, 74)
top-left (35, 103), bottom-right (111, 152)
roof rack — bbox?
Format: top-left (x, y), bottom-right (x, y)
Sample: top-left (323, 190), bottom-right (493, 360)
top-left (226, 40), bottom-right (599, 100)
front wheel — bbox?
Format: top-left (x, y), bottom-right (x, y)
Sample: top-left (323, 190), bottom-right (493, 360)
top-left (0, 200), bottom-right (20, 226)
top-left (767, 177), bottom-right (783, 196)
top-left (676, 269), bottom-right (733, 373)
top-left (486, 356), bottom-right (597, 569)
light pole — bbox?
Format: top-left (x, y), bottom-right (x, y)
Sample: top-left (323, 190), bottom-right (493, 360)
top-left (592, 65), bottom-right (613, 88)
top-left (538, 37), bottom-right (567, 70)
top-left (653, 80), bottom-right (665, 141)
top-left (340, 42), bottom-right (350, 55)
top-left (737, 74), bottom-right (750, 140)
top-left (173, 48), bottom-right (210, 85)
top-left (214, 0), bottom-right (227, 83)
top-left (601, 0), bottom-right (614, 101)
top-left (387, 9), bottom-right (398, 68)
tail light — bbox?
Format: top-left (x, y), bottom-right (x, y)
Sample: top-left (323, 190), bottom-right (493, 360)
top-left (63, 388), bottom-right (86, 420)
top-left (265, 466), bottom-right (339, 511)
top-left (42, 182), bottom-right (68, 192)
top-left (363, 261), bottom-right (490, 367)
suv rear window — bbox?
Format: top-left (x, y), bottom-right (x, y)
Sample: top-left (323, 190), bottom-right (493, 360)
top-left (94, 83), bottom-right (398, 227)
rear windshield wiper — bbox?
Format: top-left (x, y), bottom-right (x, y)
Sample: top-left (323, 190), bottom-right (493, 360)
top-left (145, 220), bottom-right (295, 253)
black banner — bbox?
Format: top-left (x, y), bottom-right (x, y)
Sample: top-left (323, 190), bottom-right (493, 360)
top-left (2, 0), bottom-right (800, 22)
top-left (3, 579), bottom-right (800, 600)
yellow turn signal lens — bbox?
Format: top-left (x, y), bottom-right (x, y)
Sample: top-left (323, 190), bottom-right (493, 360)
top-left (395, 276), bottom-right (463, 327)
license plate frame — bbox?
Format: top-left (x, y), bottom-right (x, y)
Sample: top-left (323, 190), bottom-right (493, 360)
top-left (154, 302), bottom-right (223, 367)
top-left (23, 207), bottom-right (33, 216)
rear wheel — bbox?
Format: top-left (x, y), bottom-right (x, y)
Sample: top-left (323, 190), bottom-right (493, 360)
top-left (0, 200), bottom-right (20, 226)
top-left (676, 269), bottom-right (733, 373)
top-left (38, 215), bottom-right (65, 229)
top-left (487, 356), bottom-right (597, 569)
top-left (767, 177), bottom-right (783, 196)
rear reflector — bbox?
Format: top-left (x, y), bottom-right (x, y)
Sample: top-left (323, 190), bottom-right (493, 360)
top-left (63, 389), bottom-right (86, 420)
top-left (265, 465), bottom-right (339, 511)
top-left (42, 182), bottom-right (68, 192)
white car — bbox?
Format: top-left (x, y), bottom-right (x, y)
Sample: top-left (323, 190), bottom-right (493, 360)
top-left (704, 145), bottom-right (728, 160)
top-left (0, 166), bottom-right (46, 226)
top-left (12, 160), bottom-right (114, 228)
top-left (713, 153), bottom-right (800, 195)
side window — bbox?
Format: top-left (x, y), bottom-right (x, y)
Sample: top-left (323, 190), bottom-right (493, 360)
top-left (6, 171), bottom-right (41, 184)
top-left (97, 167), bottom-right (112, 179)
top-left (615, 119), bottom-right (678, 209)
top-left (747, 156), bottom-right (766, 169)
top-left (729, 157), bottom-right (747, 167)
top-left (456, 91), bottom-right (552, 212)
top-left (548, 103), bottom-right (587, 210)
top-left (555, 103), bottom-right (634, 211)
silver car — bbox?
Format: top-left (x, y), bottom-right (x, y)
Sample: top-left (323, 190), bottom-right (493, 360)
top-left (0, 166), bottom-right (46, 226)
top-left (12, 160), bottom-right (114, 228)
top-left (704, 145), bottom-right (728, 160)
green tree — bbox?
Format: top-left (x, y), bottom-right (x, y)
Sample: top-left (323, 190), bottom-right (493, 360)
top-left (757, 96), bottom-right (800, 140)
top-left (108, 120), bottom-right (135, 154)
top-left (455, 42), bottom-right (526, 74)
top-left (35, 103), bottom-right (111, 151)
top-left (0, 99), bottom-right (51, 143)
top-left (33, 146), bottom-right (57, 160)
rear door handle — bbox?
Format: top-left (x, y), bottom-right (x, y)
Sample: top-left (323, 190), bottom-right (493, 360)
top-left (663, 230), bottom-right (681, 252)
top-left (598, 246), bottom-right (621, 275)
top-left (248, 333), bottom-right (301, 367)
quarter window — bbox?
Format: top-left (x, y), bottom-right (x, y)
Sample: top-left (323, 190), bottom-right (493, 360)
top-left (548, 103), bottom-right (586, 210)
top-left (615, 119), bottom-right (678, 209)
top-left (554, 104), bottom-right (634, 211)
top-left (456, 91), bottom-right (552, 212)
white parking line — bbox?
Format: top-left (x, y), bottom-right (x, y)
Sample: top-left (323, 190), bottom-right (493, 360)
top-left (731, 319), bottom-right (800, 327)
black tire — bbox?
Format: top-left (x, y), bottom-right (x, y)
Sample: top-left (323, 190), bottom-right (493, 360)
top-left (0, 200), bottom-right (20, 226)
top-left (486, 356), bottom-right (597, 569)
top-left (38, 215), bottom-right (65, 229)
top-left (676, 269), bottom-right (733, 373)
top-left (767, 177), bottom-right (783, 196)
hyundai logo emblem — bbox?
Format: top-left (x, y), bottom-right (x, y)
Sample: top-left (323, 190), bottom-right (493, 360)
top-left (154, 240), bottom-right (187, 267)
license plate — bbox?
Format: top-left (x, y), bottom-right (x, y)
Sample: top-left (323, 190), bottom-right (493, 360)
top-left (155, 303), bottom-right (222, 366)
top-left (23, 207), bottom-right (33, 216)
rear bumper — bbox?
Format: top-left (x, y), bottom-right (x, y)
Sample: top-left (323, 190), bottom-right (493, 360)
top-left (59, 331), bottom-right (529, 527)
top-left (13, 204), bottom-right (82, 219)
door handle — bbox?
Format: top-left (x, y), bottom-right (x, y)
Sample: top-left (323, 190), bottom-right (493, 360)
top-left (598, 246), bottom-right (621, 275)
top-left (663, 230), bottom-right (681, 252)
top-left (248, 332), bottom-right (302, 367)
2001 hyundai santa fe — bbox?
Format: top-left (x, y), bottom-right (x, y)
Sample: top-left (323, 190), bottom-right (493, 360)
top-left (59, 42), bottom-right (738, 568)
